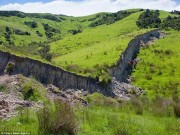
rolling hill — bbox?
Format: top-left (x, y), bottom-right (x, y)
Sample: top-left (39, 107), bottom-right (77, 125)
top-left (0, 9), bottom-right (180, 135)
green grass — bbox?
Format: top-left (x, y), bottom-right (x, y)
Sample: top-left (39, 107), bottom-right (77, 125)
top-left (0, 10), bottom-right (180, 135)
top-left (0, 109), bottom-right (38, 135)
top-left (0, 10), bottom-right (175, 79)
top-left (76, 93), bottom-right (180, 135)
top-left (77, 106), bottom-right (180, 135)
top-left (132, 30), bottom-right (180, 98)
top-left (1, 93), bottom-right (180, 135)
top-left (50, 12), bottom-right (152, 76)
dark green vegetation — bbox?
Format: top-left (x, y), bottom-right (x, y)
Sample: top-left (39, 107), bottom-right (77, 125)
top-left (136, 9), bottom-right (161, 28)
top-left (161, 16), bottom-right (180, 31)
top-left (171, 10), bottom-right (180, 15)
top-left (136, 9), bottom-right (180, 30)
top-left (0, 9), bottom-right (180, 135)
top-left (89, 10), bottom-right (137, 27)
top-left (4, 62), bottom-right (15, 74)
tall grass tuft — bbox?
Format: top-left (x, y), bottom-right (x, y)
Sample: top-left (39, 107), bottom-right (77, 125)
top-left (173, 103), bottom-right (180, 117)
top-left (131, 98), bottom-right (143, 115)
top-left (37, 100), bottom-right (77, 135)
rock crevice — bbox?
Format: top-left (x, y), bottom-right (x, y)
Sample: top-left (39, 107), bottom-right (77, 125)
top-left (0, 30), bottom-right (161, 97)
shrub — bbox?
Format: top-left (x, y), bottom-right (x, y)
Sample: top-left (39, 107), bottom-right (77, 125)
top-left (136, 9), bottom-right (161, 28)
top-left (21, 83), bottom-right (40, 101)
top-left (152, 96), bottom-right (173, 117)
top-left (66, 64), bottom-right (79, 72)
top-left (4, 62), bottom-right (15, 74)
top-left (68, 29), bottom-right (82, 35)
top-left (145, 74), bottom-right (152, 80)
top-left (24, 21), bottom-right (38, 28)
top-left (172, 94), bottom-right (179, 103)
top-left (38, 100), bottom-right (77, 135)
top-left (104, 51), bottom-right (108, 55)
top-left (14, 29), bottom-right (30, 35)
top-left (38, 45), bottom-right (53, 61)
top-left (0, 85), bottom-right (6, 92)
top-left (164, 49), bottom-right (173, 55)
top-left (89, 10), bottom-right (136, 27)
top-left (158, 70), bottom-right (162, 75)
top-left (173, 103), bottom-right (180, 117)
top-left (150, 67), bottom-right (156, 73)
top-left (131, 98), bottom-right (143, 115)
top-left (36, 31), bottom-right (43, 37)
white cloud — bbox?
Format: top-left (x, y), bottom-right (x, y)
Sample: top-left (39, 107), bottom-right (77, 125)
top-left (0, 0), bottom-right (179, 16)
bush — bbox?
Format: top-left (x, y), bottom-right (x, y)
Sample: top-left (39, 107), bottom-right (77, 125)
top-left (164, 49), bottom-right (173, 55)
top-left (173, 103), bottom-right (180, 117)
top-left (38, 100), bottom-right (77, 135)
top-left (38, 45), bottom-right (52, 61)
top-left (0, 85), bottom-right (6, 92)
top-left (68, 29), bottom-right (82, 35)
top-left (131, 98), bottom-right (143, 115)
top-left (66, 64), bottom-right (79, 72)
top-left (24, 21), bottom-right (38, 28)
top-left (36, 31), bottom-right (43, 37)
top-left (4, 62), bottom-right (15, 74)
top-left (151, 96), bottom-right (173, 117)
top-left (136, 9), bottom-right (161, 28)
top-left (172, 94), bottom-right (179, 103)
top-left (104, 51), bottom-right (108, 55)
top-left (89, 10), bottom-right (136, 27)
top-left (14, 29), bottom-right (30, 35)
top-left (21, 83), bottom-right (40, 101)
top-left (145, 74), bottom-right (152, 80)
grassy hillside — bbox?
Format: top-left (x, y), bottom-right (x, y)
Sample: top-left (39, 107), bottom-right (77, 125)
top-left (0, 9), bottom-right (178, 80)
top-left (1, 92), bottom-right (180, 135)
top-left (0, 9), bottom-right (180, 135)
top-left (50, 12), bottom-right (150, 77)
top-left (0, 11), bottom-right (111, 57)
top-left (132, 30), bottom-right (180, 97)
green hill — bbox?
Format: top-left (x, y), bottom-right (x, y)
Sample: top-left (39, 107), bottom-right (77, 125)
top-left (0, 9), bottom-right (178, 79)
top-left (50, 11), bottom-right (149, 77)
top-left (0, 9), bottom-right (180, 135)
top-left (132, 30), bottom-right (180, 97)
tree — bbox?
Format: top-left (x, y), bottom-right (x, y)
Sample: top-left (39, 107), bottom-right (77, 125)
top-left (39, 45), bottom-right (53, 61)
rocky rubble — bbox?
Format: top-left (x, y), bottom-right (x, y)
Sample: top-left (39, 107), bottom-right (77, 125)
top-left (0, 93), bottom-right (33, 120)
top-left (46, 84), bottom-right (88, 106)
top-left (0, 75), bottom-right (37, 120)
top-left (111, 78), bottom-right (143, 100)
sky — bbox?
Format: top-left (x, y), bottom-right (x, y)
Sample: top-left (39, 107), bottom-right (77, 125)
top-left (0, 0), bottom-right (179, 16)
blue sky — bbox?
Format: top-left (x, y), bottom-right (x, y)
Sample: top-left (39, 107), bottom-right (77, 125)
top-left (0, 0), bottom-right (179, 16)
top-left (0, 0), bottom-right (51, 5)
top-left (0, 0), bottom-right (179, 5)
top-left (0, 0), bottom-right (85, 5)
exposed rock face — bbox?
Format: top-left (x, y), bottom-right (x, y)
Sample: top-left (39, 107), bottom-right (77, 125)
top-left (0, 30), bottom-right (161, 98)
top-left (110, 30), bottom-right (161, 82)
top-left (0, 51), bottom-right (111, 96)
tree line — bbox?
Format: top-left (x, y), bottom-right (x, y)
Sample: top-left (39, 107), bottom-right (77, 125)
top-left (136, 9), bottom-right (180, 31)
top-left (89, 10), bottom-right (138, 27)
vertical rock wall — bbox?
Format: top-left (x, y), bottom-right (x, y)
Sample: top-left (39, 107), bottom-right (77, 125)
top-left (110, 30), bottom-right (161, 82)
top-left (0, 30), bottom-right (161, 96)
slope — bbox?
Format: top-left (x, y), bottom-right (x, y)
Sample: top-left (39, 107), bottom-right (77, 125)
top-left (132, 30), bottom-right (180, 97)
top-left (50, 11), bottom-right (152, 76)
